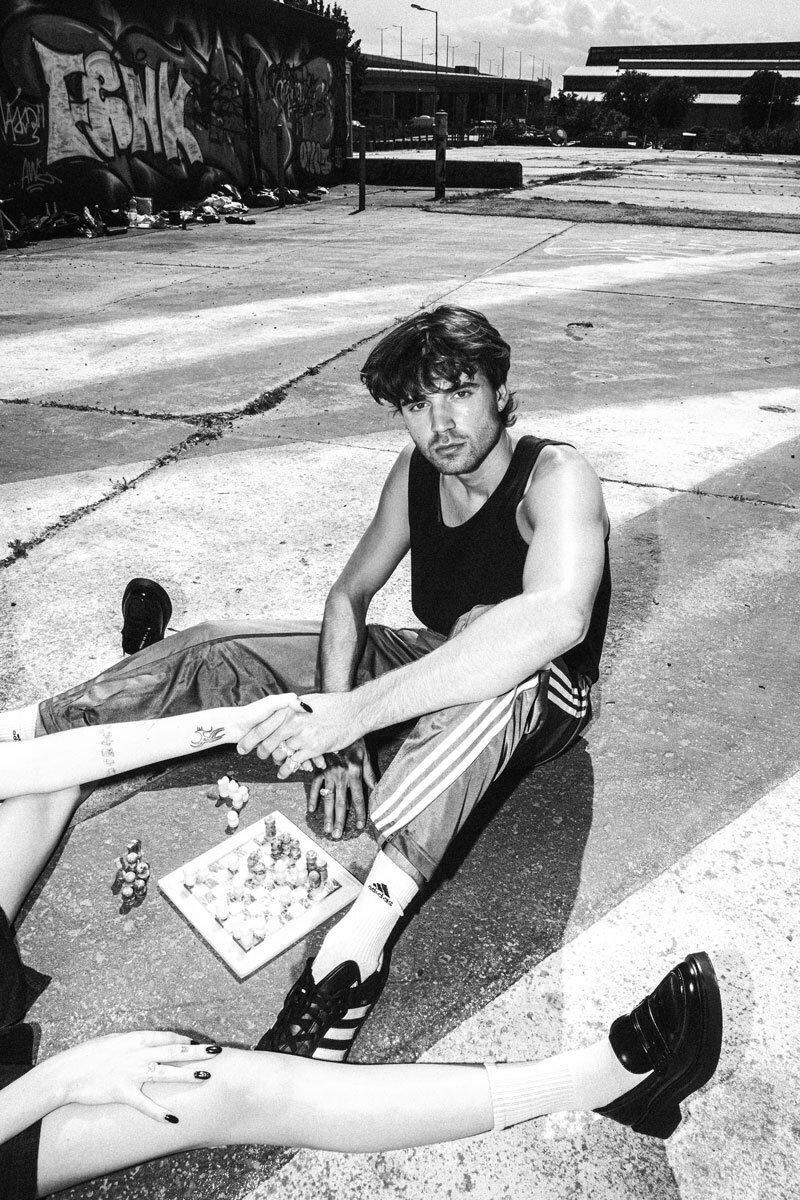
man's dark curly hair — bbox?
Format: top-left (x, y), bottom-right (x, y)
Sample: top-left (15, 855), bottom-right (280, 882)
top-left (361, 305), bottom-right (517, 427)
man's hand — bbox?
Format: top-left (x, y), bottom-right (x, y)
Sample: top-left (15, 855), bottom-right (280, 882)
top-left (308, 740), bottom-right (377, 839)
top-left (236, 691), bottom-right (364, 768)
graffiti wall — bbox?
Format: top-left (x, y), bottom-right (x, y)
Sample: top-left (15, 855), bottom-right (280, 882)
top-left (0, 0), bottom-right (346, 215)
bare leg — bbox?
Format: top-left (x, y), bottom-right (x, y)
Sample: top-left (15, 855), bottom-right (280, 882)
top-left (37, 1050), bottom-right (494, 1195)
top-left (0, 786), bottom-right (82, 923)
top-left (37, 1028), bottom-right (654, 1198)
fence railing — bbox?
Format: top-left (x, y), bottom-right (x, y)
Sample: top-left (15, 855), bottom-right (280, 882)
top-left (363, 119), bottom-right (497, 151)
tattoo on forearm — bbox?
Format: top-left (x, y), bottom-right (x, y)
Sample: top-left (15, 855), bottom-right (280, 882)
top-left (190, 726), bottom-right (225, 748)
top-left (100, 728), bottom-right (116, 777)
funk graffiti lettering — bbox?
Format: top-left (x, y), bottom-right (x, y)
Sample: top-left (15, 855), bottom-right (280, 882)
top-left (0, 90), bottom-right (45, 147)
top-left (0, 1), bottom-right (341, 215)
top-left (34, 41), bottom-right (202, 166)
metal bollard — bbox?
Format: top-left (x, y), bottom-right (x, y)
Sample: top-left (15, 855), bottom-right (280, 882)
top-left (276, 123), bottom-right (286, 208)
top-left (358, 124), bottom-right (367, 212)
top-left (434, 110), bottom-right (447, 201)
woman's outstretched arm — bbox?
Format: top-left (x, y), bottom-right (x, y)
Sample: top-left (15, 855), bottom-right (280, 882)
top-left (0, 695), bottom-right (305, 801)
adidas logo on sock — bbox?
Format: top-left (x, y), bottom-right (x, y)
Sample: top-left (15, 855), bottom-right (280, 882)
top-left (12, 730), bottom-right (20, 741)
top-left (367, 881), bottom-right (394, 907)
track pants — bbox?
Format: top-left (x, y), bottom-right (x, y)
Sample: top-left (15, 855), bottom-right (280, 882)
top-left (39, 607), bottom-right (592, 883)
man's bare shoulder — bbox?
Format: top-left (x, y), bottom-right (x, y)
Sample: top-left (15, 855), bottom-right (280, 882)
top-left (530, 441), bottom-right (597, 481)
top-left (519, 442), bottom-right (607, 536)
top-left (383, 442), bottom-right (413, 488)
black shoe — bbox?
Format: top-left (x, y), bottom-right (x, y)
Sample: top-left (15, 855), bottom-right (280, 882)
top-left (255, 956), bottom-right (389, 1061)
top-left (121, 578), bottom-right (172, 655)
top-left (595, 951), bottom-right (723, 1139)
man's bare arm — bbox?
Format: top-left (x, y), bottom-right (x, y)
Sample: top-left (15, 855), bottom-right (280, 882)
top-left (317, 445), bottom-right (412, 690)
top-left (243, 447), bottom-right (607, 763)
top-left (245, 448), bottom-right (412, 834)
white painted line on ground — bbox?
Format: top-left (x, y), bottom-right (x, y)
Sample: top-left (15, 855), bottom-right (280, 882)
top-left (257, 769), bottom-right (800, 1200)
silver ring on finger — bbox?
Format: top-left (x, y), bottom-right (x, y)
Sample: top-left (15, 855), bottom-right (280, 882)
top-left (144, 1061), bottom-right (157, 1084)
top-left (286, 755), bottom-right (302, 771)
top-left (319, 786), bottom-right (331, 796)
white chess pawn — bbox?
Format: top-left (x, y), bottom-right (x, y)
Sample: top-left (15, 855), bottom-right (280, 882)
top-left (217, 776), bottom-right (231, 798)
top-left (226, 810), bottom-right (240, 831)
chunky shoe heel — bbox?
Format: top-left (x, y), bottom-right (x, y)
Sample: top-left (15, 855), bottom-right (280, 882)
top-left (595, 951), bottom-right (723, 1140)
top-left (633, 1104), bottom-right (682, 1139)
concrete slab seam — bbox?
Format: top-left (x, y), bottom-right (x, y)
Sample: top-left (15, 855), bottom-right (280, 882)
top-left (598, 475), bottom-right (799, 511)
top-left (569, 287), bottom-right (800, 312)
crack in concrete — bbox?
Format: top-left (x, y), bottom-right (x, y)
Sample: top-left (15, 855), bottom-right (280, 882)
top-left (0, 321), bottom-right (406, 568)
top-left (601, 474), bottom-right (798, 510)
top-left (0, 426), bottom-right (225, 569)
top-left (6, 239), bottom-right (795, 572)
top-left (0, 395), bottom-right (196, 423)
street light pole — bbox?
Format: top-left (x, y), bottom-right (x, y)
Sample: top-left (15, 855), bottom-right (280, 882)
top-left (473, 40), bottom-right (481, 73)
top-left (498, 45), bottom-right (505, 124)
top-left (379, 26), bottom-right (388, 55)
top-left (392, 23), bottom-right (403, 69)
top-left (411, 4), bottom-right (439, 111)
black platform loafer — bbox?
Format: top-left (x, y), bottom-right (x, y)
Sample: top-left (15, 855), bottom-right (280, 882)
top-left (121, 578), bottom-right (173, 655)
top-left (595, 951), bottom-right (723, 1139)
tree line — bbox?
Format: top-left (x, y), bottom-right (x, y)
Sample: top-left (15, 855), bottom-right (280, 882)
top-left (548, 68), bottom-right (800, 142)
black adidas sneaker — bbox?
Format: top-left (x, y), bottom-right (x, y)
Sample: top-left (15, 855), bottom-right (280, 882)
top-left (255, 956), bottom-right (389, 1061)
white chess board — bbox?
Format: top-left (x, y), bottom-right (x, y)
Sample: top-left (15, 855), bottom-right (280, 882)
top-left (158, 811), bottom-right (362, 979)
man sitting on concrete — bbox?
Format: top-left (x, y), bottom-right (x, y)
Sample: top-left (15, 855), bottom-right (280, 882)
top-left (1, 305), bottom-right (610, 1065)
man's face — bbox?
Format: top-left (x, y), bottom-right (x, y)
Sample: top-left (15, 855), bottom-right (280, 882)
top-left (400, 370), bottom-right (508, 476)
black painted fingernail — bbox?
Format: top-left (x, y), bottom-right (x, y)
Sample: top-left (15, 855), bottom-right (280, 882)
top-left (300, 700), bottom-right (313, 712)
top-left (165, 1114), bottom-right (179, 1124)
top-left (205, 1044), bottom-right (222, 1055)
top-left (194, 1070), bottom-right (211, 1080)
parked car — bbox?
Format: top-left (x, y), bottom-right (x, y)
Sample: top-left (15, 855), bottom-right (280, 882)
top-left (468, 120), bottom-right (496, 139)
top-left (406, 114), bottom-right (435, 129)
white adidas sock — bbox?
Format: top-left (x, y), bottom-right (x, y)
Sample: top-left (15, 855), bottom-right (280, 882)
top-left (0, 703), bottom-right (39, 743)
top-left (485, 1038), bottom-right (651, 1130)
top-left (312, 850), bottom-right (419, 983)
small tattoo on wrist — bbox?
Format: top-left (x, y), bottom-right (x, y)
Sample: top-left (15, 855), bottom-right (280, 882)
top-left (190, 726), bottom-right (225, 748)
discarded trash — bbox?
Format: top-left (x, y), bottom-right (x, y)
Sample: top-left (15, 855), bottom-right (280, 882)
top-left (2, 179), bottom-right (328, 246)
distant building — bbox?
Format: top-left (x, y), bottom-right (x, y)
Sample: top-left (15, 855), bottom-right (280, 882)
top-left (563, 41), bottom-right (800, 130)
top-left (362, 53), bottom-right (550, 127)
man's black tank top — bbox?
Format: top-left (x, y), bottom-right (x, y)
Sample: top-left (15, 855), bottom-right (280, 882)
top-left (408, 434), bottom-right (611, 684)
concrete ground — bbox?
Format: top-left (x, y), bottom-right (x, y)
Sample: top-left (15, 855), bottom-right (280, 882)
top-left (1, 148), bottom-right (798, 1199)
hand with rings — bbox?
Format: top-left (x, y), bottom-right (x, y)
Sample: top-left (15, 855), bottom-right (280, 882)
top-left (278, 740), bottom-right (306, 774)
top-left (43, 1030), bottom-right (222, 1124)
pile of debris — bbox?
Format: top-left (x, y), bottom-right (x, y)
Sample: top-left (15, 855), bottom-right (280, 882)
top-left (2, 181), bottom-right (330, 248)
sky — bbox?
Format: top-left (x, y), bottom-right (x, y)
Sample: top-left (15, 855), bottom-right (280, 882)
top-left (341, 0), bottom-right (798, 87)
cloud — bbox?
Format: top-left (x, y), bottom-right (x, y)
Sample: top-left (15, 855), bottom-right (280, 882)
top-left (463, 0), bottom-right (703, 78)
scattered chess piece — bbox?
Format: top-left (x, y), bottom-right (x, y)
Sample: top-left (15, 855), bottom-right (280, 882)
top-left (113, 838), bottom-right (151, 909)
